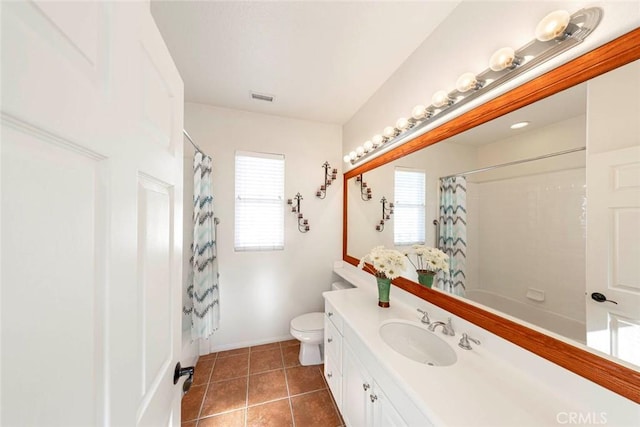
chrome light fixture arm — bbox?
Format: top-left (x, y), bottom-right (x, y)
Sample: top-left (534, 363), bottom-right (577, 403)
top-left (345, 7), bottom-right (603, 166)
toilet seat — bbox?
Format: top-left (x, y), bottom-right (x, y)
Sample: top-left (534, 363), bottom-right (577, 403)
top-left (290, 312), bottom-right (323, 333)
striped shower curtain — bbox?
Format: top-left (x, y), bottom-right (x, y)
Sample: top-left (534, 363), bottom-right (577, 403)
top-left (437, 176), bottom-right (467, 296)
top-left (184, 152), bottom-right (220, 339)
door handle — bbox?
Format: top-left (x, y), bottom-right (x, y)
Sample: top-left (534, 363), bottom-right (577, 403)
top-left (590, 292), bottom-right (618, 305)
top-left (174, 362), bottom-right (195, 394)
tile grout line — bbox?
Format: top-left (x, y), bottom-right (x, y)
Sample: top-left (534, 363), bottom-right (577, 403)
top-left (244, 347), bottom-right (251, 427)
top-left (281, 343), bottom-right (296, 427)
top-left (194, 352), bottom-right (218, 424)
top-left (195, 359), bottom-right (213, 423)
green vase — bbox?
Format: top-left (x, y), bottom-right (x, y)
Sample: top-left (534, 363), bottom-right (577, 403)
top-left (376, 276), bottom-right (391, 308)
top-left (417, 270), bottom-right (435, 288)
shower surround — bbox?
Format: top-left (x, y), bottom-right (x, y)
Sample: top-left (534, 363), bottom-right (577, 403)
top-left (465, 168), bottom-right (586, 342)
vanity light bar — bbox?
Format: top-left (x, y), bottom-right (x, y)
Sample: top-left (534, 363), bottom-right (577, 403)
top-left (344, 7), bottom-right (602, 165)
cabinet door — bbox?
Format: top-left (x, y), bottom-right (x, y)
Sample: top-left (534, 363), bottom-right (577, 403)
top-left (342, 344), bottom-right (373, 427)
top-left (324, 352), bottom-right (342, 410)
top-left (372, 385), bottom-right (408, 427)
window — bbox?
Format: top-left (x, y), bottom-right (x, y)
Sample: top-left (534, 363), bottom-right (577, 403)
top-left (394, 168), bottom-right (426, 246)
top-left (235, 151), bottom-right (285, 251)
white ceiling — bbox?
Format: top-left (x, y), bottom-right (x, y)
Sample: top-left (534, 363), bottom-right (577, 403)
top-left (150, 1), bottom-right (460, 124)
top-left (447, 82), bottom-right (587, 147)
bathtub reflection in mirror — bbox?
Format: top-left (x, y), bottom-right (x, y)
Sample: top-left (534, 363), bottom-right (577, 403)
top-left (346, 59), bottom-right (640, 367)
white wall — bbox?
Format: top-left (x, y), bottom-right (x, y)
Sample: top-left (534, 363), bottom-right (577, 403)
top-left (183, 103), bottom-right (342, 352)
top-left (587, 60), bottom-right (640, 153)
top-left (342, 1), bottom-right (640, 159)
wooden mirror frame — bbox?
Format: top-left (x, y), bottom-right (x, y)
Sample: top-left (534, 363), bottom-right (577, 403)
top-left (343, 28), bottom-right (640, 403)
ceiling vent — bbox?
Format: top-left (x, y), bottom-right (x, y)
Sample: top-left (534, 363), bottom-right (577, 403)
top-left (251, 92), bottom-right (274, 103)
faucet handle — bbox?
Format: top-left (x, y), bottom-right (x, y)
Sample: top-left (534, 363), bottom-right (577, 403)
top-left (416, 309), bottom-right (430, 325)
top-left (458, 333), bottom-right (481, 350)
top-left (443, 317), bottom-right (455, 336)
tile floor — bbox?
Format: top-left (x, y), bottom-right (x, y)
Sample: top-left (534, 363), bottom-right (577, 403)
top-left (181, 339), bottom-right (344, 427)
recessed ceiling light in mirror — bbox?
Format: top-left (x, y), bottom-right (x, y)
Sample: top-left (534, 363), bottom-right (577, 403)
top-left (510, 121), bottom-right (530, 129)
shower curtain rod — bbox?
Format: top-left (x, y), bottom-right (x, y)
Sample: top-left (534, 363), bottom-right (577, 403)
top-left (439, 147), bottom-right (586, 180)
top-left (183, 129), bottom-right (205, 154)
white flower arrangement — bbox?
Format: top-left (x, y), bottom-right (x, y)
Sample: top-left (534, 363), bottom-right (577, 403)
top-left (358, 246), bottom-right (407, 280)
top-left (405, 245), bottom-right (449, 273)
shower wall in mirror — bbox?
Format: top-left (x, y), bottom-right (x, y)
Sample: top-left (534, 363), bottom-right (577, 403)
top-left (346, 59), bottom-right (640, 368)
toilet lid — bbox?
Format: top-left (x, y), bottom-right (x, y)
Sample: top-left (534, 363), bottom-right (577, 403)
top-left (291, 312), bottom-right (324, 332)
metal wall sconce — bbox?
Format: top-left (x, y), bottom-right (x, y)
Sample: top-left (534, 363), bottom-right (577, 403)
top-left (287, 192), bottom-right (310, 233)
top-left (355, 174), bottom-right (372, 201)
top-left (316, 161), bottom-right (338, 199)
top-left (343, 7), bottom-right (602, 165)
top-left (375, 197), bottom-right (394, 232)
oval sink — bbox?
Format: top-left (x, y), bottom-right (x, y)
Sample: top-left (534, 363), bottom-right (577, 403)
top-left (379, 320), bottom-right (457, 366)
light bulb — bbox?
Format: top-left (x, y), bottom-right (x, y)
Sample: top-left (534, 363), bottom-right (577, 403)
top-left (396, 117), bottom-right (410, 130)
top-left (510, 121), bottom-right (530, 129)
top-left (383, 126), bottom-right (396, 139)
top-left (489, 47), bottom-right (517, 71)
top-left (349, 151), bottom-right (357, 160)
top-left (431, 90), bottom-right (451, 108)
top-left (411, 105), bottom-right (427, 120)
top-left (343, 154), bottom-right (351, 163)
top-left (363, 140), bottom-right (373, 152)
top-left (356, 146), bottom-right (365, 157)
top-left (456, 72), bottom-right (479, 92)
top-left (535, 10), bottom-right (571, 42)
top-left (372, 134), bottom-right (384, 147)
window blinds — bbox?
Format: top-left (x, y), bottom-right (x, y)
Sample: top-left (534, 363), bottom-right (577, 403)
top-left (394, 168), bottom-right (426, 246)
top-left (234, 151), bottom-right (285, 251)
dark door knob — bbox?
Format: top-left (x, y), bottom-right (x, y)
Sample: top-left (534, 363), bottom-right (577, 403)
top-left (173, 362), bottom-right (195, 393)
top-left (591, 292), bottom-right (618, 305)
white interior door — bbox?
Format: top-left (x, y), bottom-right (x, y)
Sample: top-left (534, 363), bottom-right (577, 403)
top-left (586, 145), bottom-right (640, 367)
top-left (1, 2), bottom-right (184, 426)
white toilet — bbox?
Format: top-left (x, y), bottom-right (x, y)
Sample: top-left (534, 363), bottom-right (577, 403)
top-left (290, 281), bottom-right (353, 365)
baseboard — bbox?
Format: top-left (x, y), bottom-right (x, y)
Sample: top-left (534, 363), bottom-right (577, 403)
top-left (204, 334), bottom-right (295, 355)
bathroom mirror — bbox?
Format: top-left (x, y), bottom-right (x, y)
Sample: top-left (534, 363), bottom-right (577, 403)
top-left (343, 29), bottom-right (640, 402)
top-left (348, 81), bottom-right (590, 342)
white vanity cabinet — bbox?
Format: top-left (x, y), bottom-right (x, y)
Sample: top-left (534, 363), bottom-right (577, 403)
top-left (324, 300), bottom-right (344, 408)
top-left (324, 297), bottom-right (431, 427)
top-left (342, 342), bottom-right (406, 427)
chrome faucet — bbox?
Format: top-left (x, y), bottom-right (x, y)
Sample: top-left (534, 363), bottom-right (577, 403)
top-left (416, 308), bottom-right (430, 325)
top-left (428, 317), bottom-right (455, 336)
top-left (458, 333), bottom-right (481, 350)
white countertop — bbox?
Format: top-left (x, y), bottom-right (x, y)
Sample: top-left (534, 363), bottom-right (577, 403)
top-left (324, 271), bottom-right (639, 426)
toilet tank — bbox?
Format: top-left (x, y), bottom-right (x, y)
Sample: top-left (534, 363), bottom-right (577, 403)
top-left (331, 281), bottom-right (353, 291)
